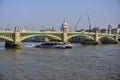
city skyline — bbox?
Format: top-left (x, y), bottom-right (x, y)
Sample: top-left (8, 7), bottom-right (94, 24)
top-left (0, 0), bottom-right (120, 30)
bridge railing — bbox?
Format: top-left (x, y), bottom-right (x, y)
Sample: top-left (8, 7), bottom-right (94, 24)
top-left (0, 31), bottom-right (14, 33)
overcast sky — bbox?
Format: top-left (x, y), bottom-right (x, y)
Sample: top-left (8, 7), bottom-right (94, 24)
top-left (0, 0), bottom-right (120, 30)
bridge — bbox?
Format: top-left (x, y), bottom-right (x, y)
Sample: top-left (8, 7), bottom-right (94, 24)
top-left (0, 20), bottom-right (120, 48)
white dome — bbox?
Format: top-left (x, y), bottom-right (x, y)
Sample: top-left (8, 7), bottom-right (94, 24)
top-left (61, 19), bottom-right (69, 28)
top-left (62, 22), bottom-right (68, 26)
top-left (61, 19), bottom-right (69, 31)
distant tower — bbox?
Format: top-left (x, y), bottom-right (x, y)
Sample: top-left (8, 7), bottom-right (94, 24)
top-left (117, 24), bottom-right (120, 34)
top-left (61, 19), bottom-right (69, 43)
top-left (108, 24), bottom-right (112, 34)
top-left (118, 24), bottom-right (120, 28)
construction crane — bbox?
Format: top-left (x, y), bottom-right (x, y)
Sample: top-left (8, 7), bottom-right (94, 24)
top-left (86, 11), bottom-right (91, 30)
top-left (74, 16), bottom-right (82, 31)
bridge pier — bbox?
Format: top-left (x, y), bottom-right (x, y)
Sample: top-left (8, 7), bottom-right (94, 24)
top-left (94, 30), bottom-right (101, 45)
top-left (5, 26), bottom-right (22, 49)
top-left (114, 30), bottom-right (120, 44)
top-left (5, 41), bottom-right (22, 49)
top-left (61, 19), bottom-right (69, 43)
top-left (44, 37), bottom-right (50, 42)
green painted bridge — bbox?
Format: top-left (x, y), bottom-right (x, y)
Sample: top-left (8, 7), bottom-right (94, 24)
top-left (0, 26), bottom-right (120, 49)
top-left (0, 29), bottom-right (120, 42)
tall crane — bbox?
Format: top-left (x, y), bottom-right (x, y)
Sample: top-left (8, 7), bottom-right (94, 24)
top-left (74, 16), bottom-right (82, 31)
top-left (86, 11), bottom-right (91, 30)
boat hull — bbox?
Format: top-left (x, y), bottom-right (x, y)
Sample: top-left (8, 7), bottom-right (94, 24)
top-left (34, 42), bottom-right (72, 49)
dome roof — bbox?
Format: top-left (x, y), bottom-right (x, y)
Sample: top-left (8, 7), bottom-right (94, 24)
top-left (61, 19), bottom-right (69, 28)
top-left (62, 21), bottom-right (68, 26)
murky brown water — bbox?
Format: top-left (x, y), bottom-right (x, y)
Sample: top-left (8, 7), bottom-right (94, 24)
top-left (0, 42), bottom-right (120, 80)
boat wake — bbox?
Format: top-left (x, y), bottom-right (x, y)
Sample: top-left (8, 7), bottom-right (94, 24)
top-left (23, 44), bottom-right (36, 48)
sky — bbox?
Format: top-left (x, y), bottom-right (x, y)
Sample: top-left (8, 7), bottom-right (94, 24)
top-left (0, 0), bottom-right (120, 30)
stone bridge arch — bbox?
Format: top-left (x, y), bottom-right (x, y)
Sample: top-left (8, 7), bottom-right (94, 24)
top-left (21, 34), bottom-right (62, 41)
top-left (118, 36), bottom-right (120, 41)
top-left (67, 34), bottom-right (95, 41)
top-left (0, 36), bottom-right (13, 42)
top-left (99, 36), bottom-right (115, 41)
top-left (99, 36), bottom-right (115, 43)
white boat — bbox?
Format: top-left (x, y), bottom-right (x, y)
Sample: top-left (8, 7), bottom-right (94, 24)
top-left (35, 42), bottom-right (72, 49)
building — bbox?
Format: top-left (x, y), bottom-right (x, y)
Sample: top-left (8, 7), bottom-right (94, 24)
top-left (100, 29), bottom-right (107, 33)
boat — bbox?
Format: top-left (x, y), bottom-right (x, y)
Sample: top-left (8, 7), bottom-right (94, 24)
top-left (35, 42), bottom-right (72, 49)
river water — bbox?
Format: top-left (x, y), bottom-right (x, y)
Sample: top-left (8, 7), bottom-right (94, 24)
top-left (0, 42), bottom-right (120, 80)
